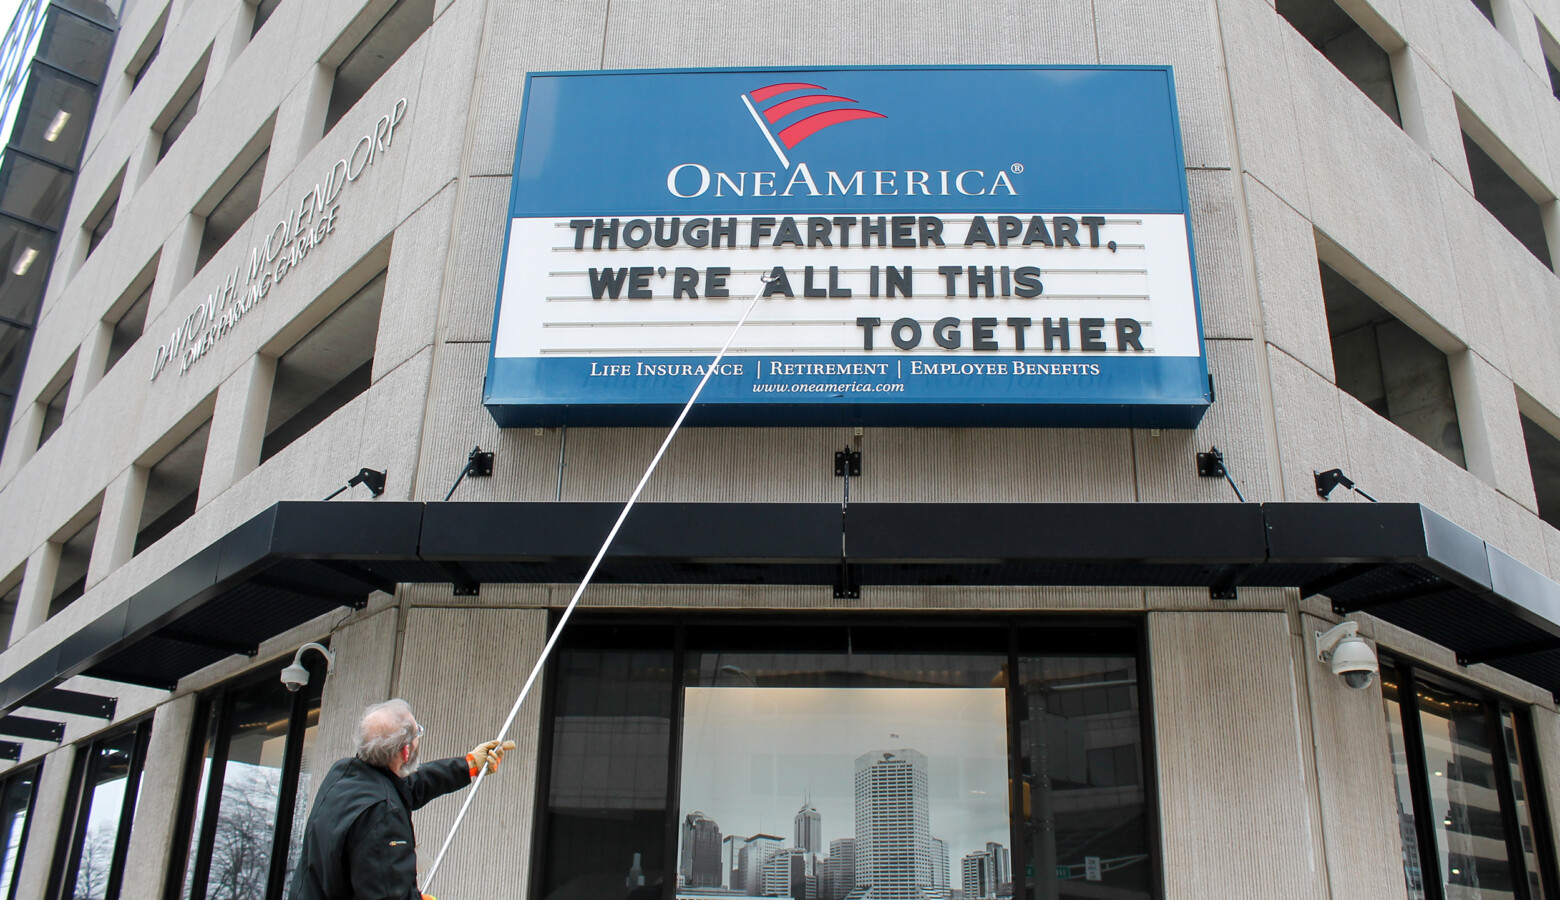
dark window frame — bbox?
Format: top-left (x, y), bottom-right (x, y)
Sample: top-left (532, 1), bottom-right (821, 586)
top-left (163, 655), bottom-right (324, 900)
top-left (1384, 655), bottom-right (1560, 900)
top-left (46, 717), bottom-right (153, 900)
top-left (0, 761), bottom-right (43, 900)
top-left (528, 614), bottom-right (1163, 900)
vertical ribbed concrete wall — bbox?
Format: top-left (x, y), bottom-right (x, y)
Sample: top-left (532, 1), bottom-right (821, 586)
top-left (1300, 614), bottom-right (1410, 900)
top-left (398, 607), bottom-right (545, 898)
top-left (1149, 611), bottom-right (1324, 899)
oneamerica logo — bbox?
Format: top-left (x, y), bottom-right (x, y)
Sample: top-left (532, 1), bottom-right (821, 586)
top-left (665, 81), bottom-right (1018, 199)
top-left (666, 162), bottom-right (1017, 199)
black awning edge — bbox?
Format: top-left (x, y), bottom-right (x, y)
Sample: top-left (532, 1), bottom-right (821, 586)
top-left (1, 499), bottom-right (1558, 713)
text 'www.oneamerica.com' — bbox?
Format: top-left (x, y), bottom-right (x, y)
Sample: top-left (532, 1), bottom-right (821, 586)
top-left (753, 382), bottom-right (907, 393)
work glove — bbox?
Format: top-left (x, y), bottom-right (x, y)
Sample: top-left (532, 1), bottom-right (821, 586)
top-left (423, 895), bottom-right (436, 900)
top-left (467, 739), bottom-right (517, 776)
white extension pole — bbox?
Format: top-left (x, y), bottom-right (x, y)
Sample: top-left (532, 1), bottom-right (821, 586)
top-left (420, 277), bottom-right (769, 895)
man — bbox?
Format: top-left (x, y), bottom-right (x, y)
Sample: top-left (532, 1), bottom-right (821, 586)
top-left (287, 699), bottom-right (516, 900)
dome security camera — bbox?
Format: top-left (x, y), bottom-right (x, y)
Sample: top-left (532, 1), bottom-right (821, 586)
top-left (280, 642), bottom-right (336, 692)
top-left (1316, 621), bottom-right (1378, 690)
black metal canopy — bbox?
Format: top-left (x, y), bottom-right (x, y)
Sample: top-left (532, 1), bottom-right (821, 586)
top-left (4, 499), bottom-right (1559, 713)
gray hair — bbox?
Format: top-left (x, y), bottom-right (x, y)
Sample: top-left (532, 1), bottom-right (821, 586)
top-left (356, 699), bottom-right (417, 768)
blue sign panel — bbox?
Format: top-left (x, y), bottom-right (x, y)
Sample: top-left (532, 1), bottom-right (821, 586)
top-left (487, 66), bottom-right (1210, 427)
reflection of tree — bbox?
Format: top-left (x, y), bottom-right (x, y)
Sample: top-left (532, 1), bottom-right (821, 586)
top-left (203, 764), bottom-right (281, 900)
top-left (73, 822), bottom-right (117, 900)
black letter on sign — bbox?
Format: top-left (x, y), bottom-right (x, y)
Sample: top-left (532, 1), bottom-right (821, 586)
top-left (892, 318), bottom-right (922, 349)
top-left (706, 267), bottom-right (729, 298)
top-left (1079, 317), bottom-right (1106, 350)
top-left (750, 217), bottom-right (775, 248)
top-left (1013, 267), bottom-right (1043, 298)
top-left (891, 216), bottom-right (916, 247)
top-left (972, 317), bottom-right (998, 350)
top-left (1080, 215), bottom-right (1105, 247)
top-left (673, 267), bottom-right (699, 299)
top-left (963, 215), bottom-right (995, 246)
top-left (627, 267), bottom-right (653, 299)
top-left (1115, 318), bottom-right (1143, 351)
top-left (996, 216), bottom-right (1022, 246)
top-left (857, 317), bottom-right (882, 350)
top-left (919, 216), bottom-right (945, 246)
top-left (803, 266), bottom-right (826, 298)
top-left (763, 267), bottom-right (794, 297)
top-left (1054, 216), bottom-right (1080, 247)
top-left (934, 317), bottom-right (962, 349)
top-left (1007, 317), bottom-right (1032, 350)
top-left (588, 268), bottom-right (629, 299)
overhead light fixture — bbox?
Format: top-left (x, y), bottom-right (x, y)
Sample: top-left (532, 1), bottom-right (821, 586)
top-left (43, 109), bottom-right (69, 142)
top-left (12, 247), bottom-right (38, 276)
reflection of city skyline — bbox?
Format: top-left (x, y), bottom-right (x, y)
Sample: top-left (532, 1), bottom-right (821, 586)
top-left (677, 748), bottom-right (1010, 900)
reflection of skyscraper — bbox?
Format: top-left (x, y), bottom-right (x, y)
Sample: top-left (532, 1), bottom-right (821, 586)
top-left (723, 835), bottom-right (742, 889)
top-left (795, 801), bottom-right (823, 855)
top-left (929, 838), bottom-right (950, 899)
top-left (764, 847), bottom-right (816, 898)
top-left (983, 843), bottom-right (1009, 889)
top-left (824, 838), bottom-right (856, 900)
top-left (959, 844), bottom-right (1009, 900)
top-left (854, 749), bottom-right (932, 900)
top-left (740, 834), bottom-right (786, 895)
top-left (681, 811), bottom-right (724, 887)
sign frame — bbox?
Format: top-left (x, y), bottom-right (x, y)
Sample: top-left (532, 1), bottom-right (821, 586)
top-left (486, 64), bottom-right (1211, 428)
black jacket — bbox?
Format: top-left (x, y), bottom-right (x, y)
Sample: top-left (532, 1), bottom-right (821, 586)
top-left (286, 756), bottom-right (470, 900)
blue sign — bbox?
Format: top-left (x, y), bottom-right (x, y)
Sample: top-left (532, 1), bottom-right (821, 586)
top-left (487, 66), bottom-right (1210, 427)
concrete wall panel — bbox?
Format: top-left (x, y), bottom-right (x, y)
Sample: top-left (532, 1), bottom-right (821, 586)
top-left (1149, 610), bottom-right (1322, 900)
top-left (1186, 169), bottom-right (1253, 340)
top-left (398, 607), bottom-right (544, 897)
top-left (118, 693), bottom-right (197, 900)
top-left (1134, 337), bottom-right (1273, 503)
top-left (1300, 613), bottom-right (1410, 900)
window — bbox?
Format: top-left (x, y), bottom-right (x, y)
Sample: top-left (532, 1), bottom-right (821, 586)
top-left (534, 618), bottom-right (1155, 900)
top-left (103, 273), bottom-right (153, 376)
top-left (0, 571), bottom-right (18, 644)
top-left (167, 656), bottom-right (325, 900)
top-left (127, 9), bottom-right (167, 91)
top-left (251, 0), bottom-right (282, 38)
top-left (47, 720), bottom-right (153, 900)
top-left (1470, 0), bottom-right (1497, 26)
top-left (0, 763), bottom-right (42, 900)
top-left (135, 418), bottom-right (210, 555)
top-left (1380, 661), bottom-right (1558, 900)
top-left (36, 362), bottom-right (72, 450)
top-left (84, 179), bottom-right (120, 258)
top-left (0, 155), bottom-right (74, 230)
top-left (157, 83), bottom-right (201, 161)
top-left (324, 0), bottom-right (433, 133)
top-left (49, 513), bottom-right (97, 617)
top-left (0, 326), bottom-right (30, 456)
top-left (1277, 0), bottom-right (1401, 124)
top-left (260, 271), bottom-right (384, 462)
top-left (1521, 412), bottom-right (1560, 530)
top-left (13, 67), bottom-right (97, 169)
top-left (33, 7), bottom-right (114, 85)
top-left (1462, 129), bottom-right (1552, 270)
top-left (1542, 24), bottom-right (1560, 104)
top-left (196, 149), bottom-right (268, 273)
top-left (1320, 259), bottom-right (1466, 467)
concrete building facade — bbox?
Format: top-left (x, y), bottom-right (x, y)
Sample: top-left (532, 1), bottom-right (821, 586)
top-left (0, 1), bottom-right (1557, 900)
